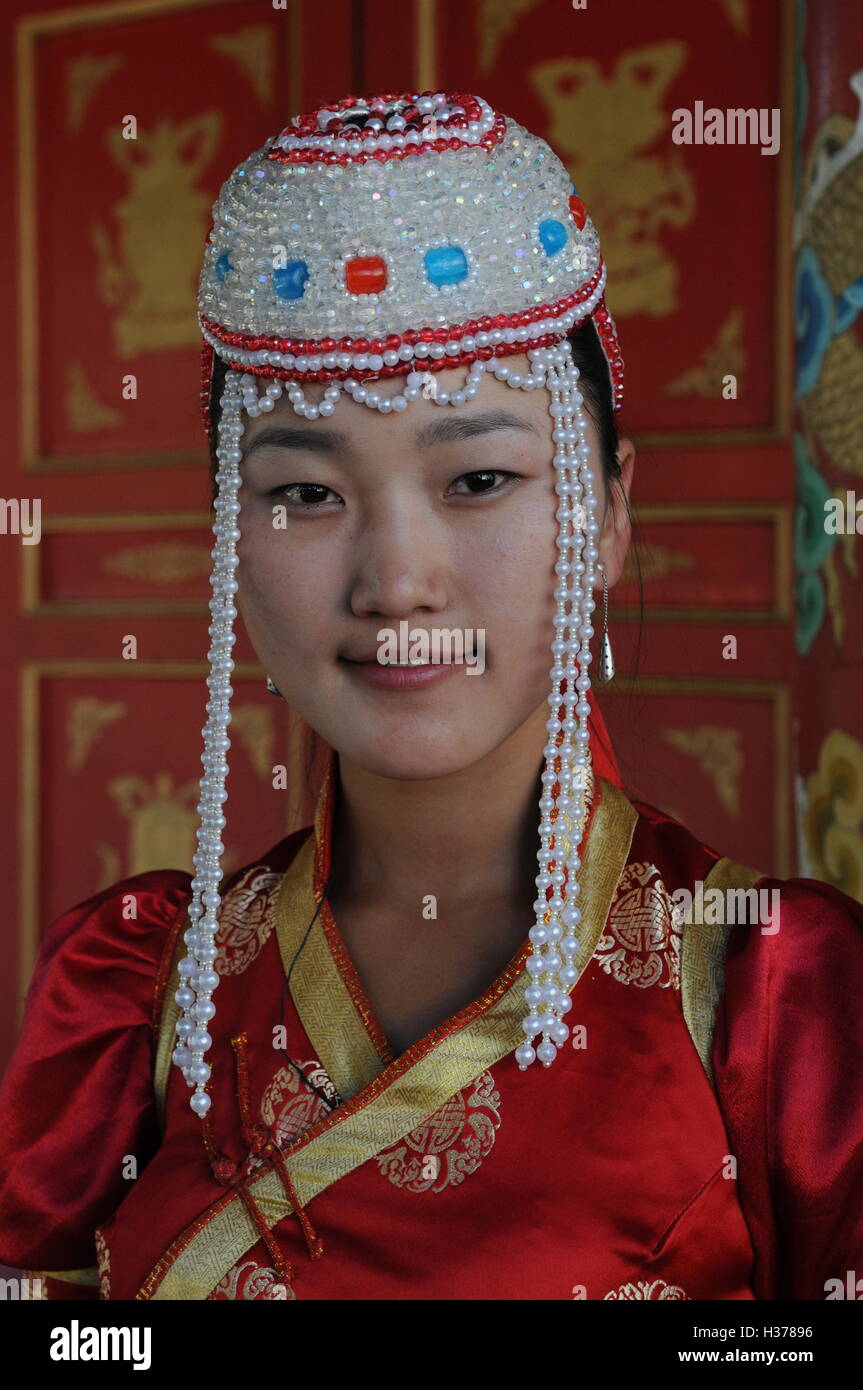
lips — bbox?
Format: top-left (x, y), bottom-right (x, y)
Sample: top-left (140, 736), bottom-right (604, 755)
top-left (339, 654), bottom-right (466, 690)
top-left (343, 656), bottom-right (462, 667)
top-left (341, 644), bottom-right (466, 665)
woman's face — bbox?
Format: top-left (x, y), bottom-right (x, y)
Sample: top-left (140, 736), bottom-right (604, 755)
top-left (235, 354), bottom-right (629, 780)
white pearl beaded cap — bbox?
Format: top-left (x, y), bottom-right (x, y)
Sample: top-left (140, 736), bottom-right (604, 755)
top-left (197, 106), bottom-right (600, 344)
top-left (173, 338), bottom-right (599, 1116)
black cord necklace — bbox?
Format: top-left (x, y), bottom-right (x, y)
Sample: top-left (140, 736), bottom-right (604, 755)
top-left (273, 863), bottom-right (340, 1113)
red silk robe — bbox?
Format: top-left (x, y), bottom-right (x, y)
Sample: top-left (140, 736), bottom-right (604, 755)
top-left (2, 742), bottom-right (862, 1301)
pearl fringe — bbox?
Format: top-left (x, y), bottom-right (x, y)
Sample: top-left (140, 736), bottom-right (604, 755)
top-left (174, 339), bottom-right (596, 1116)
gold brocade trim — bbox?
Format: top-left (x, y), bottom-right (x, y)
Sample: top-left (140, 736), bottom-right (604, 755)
top-left (680, 856), bottom-right (764, 1086)
top-left (34, 1267), bottom-right (100, 1285)
top-left (154, 925), bottom-right (186, 1129)
top-left (144, 777), bottom-right (638, 1300)
top-left (274, 833), bottom-right (388, 1101)
top-left (312, 755), bottom-right (335, 895)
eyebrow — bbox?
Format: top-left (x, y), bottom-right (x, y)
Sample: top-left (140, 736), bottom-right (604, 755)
top-left (242, 408), bottom-right (542, 460)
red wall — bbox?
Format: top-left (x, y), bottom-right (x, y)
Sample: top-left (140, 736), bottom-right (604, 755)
top-left (1, 0), bottom-right (799, 1067)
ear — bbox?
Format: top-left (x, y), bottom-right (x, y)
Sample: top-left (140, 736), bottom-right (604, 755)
top-left (597, 436), bottom-right (635, 589)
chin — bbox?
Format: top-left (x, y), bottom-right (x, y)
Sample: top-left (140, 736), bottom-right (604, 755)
top-left (332, 726), bottom-right (501, 782)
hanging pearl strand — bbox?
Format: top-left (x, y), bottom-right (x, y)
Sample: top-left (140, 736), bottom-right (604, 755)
top-left (515, 340), bottom-right (598, 1069)
top-left (172, 369), bottom-right (245, 1117)
top-left (517, 350), bottom-right (574, 1065)
top-left (178, 343), bottom-right (598, 1116)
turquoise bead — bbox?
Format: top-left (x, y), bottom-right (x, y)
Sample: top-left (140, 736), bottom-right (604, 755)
top-left (215, 251), bottom-right (234, 282)
top-left (539, 219), bottom-right (568, 256)
top-left (273, 260), bottom-right (309, 300)
top-left (424, 245), bottom-right (468, 286)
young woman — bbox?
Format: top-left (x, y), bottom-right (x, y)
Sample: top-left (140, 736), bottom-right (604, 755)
top-left (1, 89), bottom-right (861, 1302)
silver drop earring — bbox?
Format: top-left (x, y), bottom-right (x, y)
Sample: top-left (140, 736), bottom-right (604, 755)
top-left (266, 677), bottom-right (284, 698)
top-left (596, 563), bottom-right (615, 683)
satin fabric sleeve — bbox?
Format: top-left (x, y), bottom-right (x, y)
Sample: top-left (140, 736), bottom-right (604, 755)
top-left (0, 871), bottom-right (192, 1290)
top-left (711, 877), bottom-right (863, 1300)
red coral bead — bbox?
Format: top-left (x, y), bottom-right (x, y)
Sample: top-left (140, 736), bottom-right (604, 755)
top-left (345, 259), bottom-right (387, 295)
top-left (569, 195), bottom-right (587, 229)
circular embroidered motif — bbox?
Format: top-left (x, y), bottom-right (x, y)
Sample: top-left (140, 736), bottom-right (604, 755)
top-left (594, 861), bottom-right (683, 989)
top-left (214, 865), bottom-right (282, 975)
top-left (604, 1278), bottom-right (690, 1300)
top-left (210, 1259), bottom-right (296, 1300)
top-left (253, 1059), bottom-right (342, 1159)
top-left (375, 1071), bottom-right (502, 1193)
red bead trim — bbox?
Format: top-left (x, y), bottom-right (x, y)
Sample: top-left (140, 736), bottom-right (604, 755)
top-left (199, 263), bottom-right (604, 361)
top-left (592, 295), bottom-right (625, 410)
top-left (269, 88), bottom-right (497, 164)
top-left (219, 334), bottom-right (562, 386)
top-left (199, 310), bottom-right (622, 437)
top-left (267, 113), bottom-right (506, 166)
top-left (200, 342), bottom-right (215, 441)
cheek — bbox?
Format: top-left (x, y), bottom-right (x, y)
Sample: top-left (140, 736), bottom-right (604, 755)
top-left (463, 485), bottom-right (558, 664)
top-left (235, 517), bottom-right (337, 658)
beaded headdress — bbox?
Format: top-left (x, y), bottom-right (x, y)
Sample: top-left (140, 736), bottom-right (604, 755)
top-left (177, 89), bottom-right (625, 1117)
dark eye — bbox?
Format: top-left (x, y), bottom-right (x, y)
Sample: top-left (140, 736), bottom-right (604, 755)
top-left (448, 470), bottom-right (515, 496)
top-left (271, 483), bottom-right (342, 507)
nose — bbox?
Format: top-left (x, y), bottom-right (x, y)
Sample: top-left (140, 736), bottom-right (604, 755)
top-left (348, 499), bottom-right (449, 619)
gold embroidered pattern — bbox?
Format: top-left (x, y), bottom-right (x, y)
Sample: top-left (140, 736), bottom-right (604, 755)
top-left (214, 865), bottom-right (282, 975)
top-left (94, 1229), bottom-right (111, 1301)
top-left (604, 1279), bottom-right (691, 1300)
top-left (375, 1071), bottom-right (502, 1193)
top-left (209, 1259), bottom-right (296, 1300)
top-left (595, 862), bottom-right (683, 989)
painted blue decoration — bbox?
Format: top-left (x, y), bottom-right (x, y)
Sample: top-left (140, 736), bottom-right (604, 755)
top-left (835, 273), bottom-right (863, 333)
top-left (216, 251), bottom-right (234, 282)
top-left (539, 219), bottom-right (568, 256)
top-left (424, 245), bottom-right (469, 286)
top-left (273, 260), bottom-right (309, 300)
